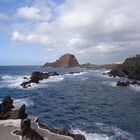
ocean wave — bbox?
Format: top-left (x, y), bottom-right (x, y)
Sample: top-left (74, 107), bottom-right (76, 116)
top-left (129, 85), bottom-right (140, 92)
top-left (13, 98), bottom-right (34, 108)
top-left (66, 71), bottom-right (87, 76)
top-left (1, 74), bottom-right (30, 88)
top-left (71, 122), bottom-right (135, 140)
top-left (102, 81), bottom-right (117, 87)
top-left (95, 122), bottom-right (135, 140)
top-left (72, 128), bottom-right (113, 140)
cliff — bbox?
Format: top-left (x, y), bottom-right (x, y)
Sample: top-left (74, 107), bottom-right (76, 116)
top-left (44, 54), bottom-right (79, 67)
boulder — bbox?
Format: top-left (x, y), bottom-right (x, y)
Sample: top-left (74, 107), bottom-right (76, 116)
top-left (116, 81), bottom-right (130, 87)
top-left (44, 54), bottom-right (79, 67)
top-left (107, 69), bottom-right (126, 77)
top-left (0, 96), bottom-right (14, 115)
top-left (20, 71), bottom-right (59, 88)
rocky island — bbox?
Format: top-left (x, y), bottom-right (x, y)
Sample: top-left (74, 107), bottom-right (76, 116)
top-left (44, 54), bottom-right (79, 67)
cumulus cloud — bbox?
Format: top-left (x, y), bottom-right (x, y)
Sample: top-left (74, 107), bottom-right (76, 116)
top-left (11, 0), bottom-right (140, 64)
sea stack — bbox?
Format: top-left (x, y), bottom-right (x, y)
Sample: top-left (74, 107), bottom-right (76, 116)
top-left (44, 54), bottom-right (79, 67)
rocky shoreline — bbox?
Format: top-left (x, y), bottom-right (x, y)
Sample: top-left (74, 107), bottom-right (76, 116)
top-left (0, 96), bottom-right (86, 140)
top-left (106, 55), bottom-right (140, 87)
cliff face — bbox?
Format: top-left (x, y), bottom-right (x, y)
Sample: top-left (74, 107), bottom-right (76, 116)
top-left (44, 54), bottom-right (79, 67)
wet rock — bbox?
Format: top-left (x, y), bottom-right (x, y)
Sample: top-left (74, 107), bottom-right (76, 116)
top-left (108, 69), bottom-right (126, 77)
top-left (116, 81), bottom-right (130, 87)
top-left (20, 71), bottom-right (59, 88)
top-left (0, 96), bottom-right (14, 115)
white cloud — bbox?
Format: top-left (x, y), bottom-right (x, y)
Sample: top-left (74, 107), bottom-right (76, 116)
top-left (16, 6), bottom-right (41, 20)
top-left (11, 0), bottom-right (140, 63)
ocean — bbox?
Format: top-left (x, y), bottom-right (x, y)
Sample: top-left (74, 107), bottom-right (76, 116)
top-left (0, 66), bottom-right (140, 140)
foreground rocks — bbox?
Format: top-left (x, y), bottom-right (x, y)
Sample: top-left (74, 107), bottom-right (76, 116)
top-left (0, 96), bottom-right (86, 140)
top-left (0, 96), bottom-right (27, 119)
top-left (20, 71), bottom-right (59, 88)
top-left (14, 119), bottom-right (44, 140)
top-left (44, 54), bottom-right (79, 67)
top-left (36, 119), bottom-right (86, 140)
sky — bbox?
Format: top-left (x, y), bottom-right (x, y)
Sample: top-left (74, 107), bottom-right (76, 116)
top-left (0, 0), bottom-right (140, 65)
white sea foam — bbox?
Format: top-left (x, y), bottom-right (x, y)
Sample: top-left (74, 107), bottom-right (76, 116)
top-left (72, 122), bottom-right (135, 140)
top-left (1, 74), bottom-right (30, 88)
top-left (41, 75), bottom-right (64, 83)
top-left (13, 98), bottom-right (34, 108)
top-left (130, 85), bottom-right (140, 92)
top-left (102, 81), bottom-right (117, 87)
top-left (72, 128), bottom-right (113, 140)
top-left (95, 122), bottom-right (135, 140)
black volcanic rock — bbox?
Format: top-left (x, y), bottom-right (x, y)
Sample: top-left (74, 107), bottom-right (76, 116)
top-left (0, 96), bottom-right (14, 115)
top-left (44, 54), bottom-right (79, 67)
top-left (108, 55), bottom-right (140, 87)
top-left (20, 71), bottom-right (59, 88)
top-left (0, 97), bottom-right (27, 120)
top-left (108, 55), bottom-right (140, 80)
top-left (116, 81), bottom-right (130, 87)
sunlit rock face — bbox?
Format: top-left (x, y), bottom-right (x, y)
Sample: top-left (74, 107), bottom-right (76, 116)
top-left (44, 54), bottom-right (79, 67)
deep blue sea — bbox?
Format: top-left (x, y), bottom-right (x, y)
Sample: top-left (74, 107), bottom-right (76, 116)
top-left (0, 66), bottom-right (140, 140)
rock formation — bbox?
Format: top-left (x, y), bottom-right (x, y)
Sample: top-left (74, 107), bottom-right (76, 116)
top-left (107, 55), bottom-right (140, 87)
top-left (0, 96), bottom-right (27, 120)
top-left (44, 54), bottom-right (79, 67)
top-left (20, 71), bottom-right (59, 88)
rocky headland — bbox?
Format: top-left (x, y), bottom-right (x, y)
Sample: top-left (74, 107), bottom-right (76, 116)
top-left (107, 55), bottom-right (140, 87)
top-left (0, 96), bottom-right (86, 140)
top-left (44, 54), bottom-right (79, 67)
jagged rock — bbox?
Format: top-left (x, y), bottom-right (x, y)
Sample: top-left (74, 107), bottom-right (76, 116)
top-left (0, 96), bottom-right (14, 115)
top-left (20, 71), bottom-right (59, 88)
top-left (116, 81), bottom-right (130, 87)
top-left (44, 54), bottom-right (79, 67)
top-left (107, 69), bottom-right (126, 77)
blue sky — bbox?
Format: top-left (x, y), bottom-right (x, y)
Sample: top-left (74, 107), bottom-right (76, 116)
top-left (0, 0), bottom-right (140, 65)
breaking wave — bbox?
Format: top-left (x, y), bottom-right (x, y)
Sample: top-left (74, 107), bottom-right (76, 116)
top-left (72, 123), bottom-right (135, 140)
top-left (13, 98), bottom-right (34, 108)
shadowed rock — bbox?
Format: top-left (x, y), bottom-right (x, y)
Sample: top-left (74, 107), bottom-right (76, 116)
top-left (0, 96), bottom-right (14, 115)
top-left (14, 119), bottom-right (44, 140)
top-left (20, 71), bottom-right (59, 88)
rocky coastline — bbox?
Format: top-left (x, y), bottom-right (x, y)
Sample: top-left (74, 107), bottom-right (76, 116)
top-left (0, 96), bottom-right (86, 140)
top-left (106, 55), bottom-right (140, 87)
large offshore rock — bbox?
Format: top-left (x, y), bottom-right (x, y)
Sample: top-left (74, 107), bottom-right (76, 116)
top-left (44, 54), bottom-right (79, 67)
top-left (20, 71), bottom-right (59, 88)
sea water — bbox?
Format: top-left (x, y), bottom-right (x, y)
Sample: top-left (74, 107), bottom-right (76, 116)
top-left (0, 66), bottom-right (140, 140)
